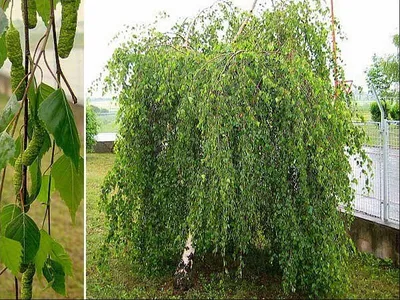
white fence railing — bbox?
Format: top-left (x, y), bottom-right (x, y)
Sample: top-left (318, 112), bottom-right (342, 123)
top-left (351, 121), bottom-right (399, 225)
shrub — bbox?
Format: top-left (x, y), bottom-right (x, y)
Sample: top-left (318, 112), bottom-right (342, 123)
top-left (390, 102), bottom-right (399, 120)
top-left (370, 101), bottom-right (391, 121)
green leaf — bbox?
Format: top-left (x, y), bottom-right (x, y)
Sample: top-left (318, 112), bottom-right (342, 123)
top-left (27, 159), bottom-right (42, 205)
top-left (36, 0), bottom-right (51, 25)
top-left (38, 83), bottom-right (55, 103)
top-left (38, 89), bottom-right (80, 168)
top-left (51, 237), bottom-right (73, 276)
top-left (0, 8), bottom-right (7, 35)
top-left (34, 230), bottom-right (72, 280)
top-left (0, 94), bottom-right (20, 132)
top-left (51, 155), bottom-right (83, 223)
top-left (32, 82), bottom-right (54, 118)
top-left (37, 175), bottom-right (55, 204)
top-left (5, 213), bottom-right (41, 264)
top-left (0, 236), bottom-right (23, 276)
top-left (43, 259), bottom-right (66, 296)
top-left (0, 32), bottom-right (6, 68)
top-left (0, 131), bottom-right (15, 170)
top-left (34, 229), bottom-right (53, 279)
top-left (0, 204), bottom-right (22, 235)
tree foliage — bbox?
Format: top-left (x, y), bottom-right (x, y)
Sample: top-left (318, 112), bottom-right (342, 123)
top-left (366, 33), bottom-right (399, 98)
top-left (100, 0), bottom-right (368, 297)
top-left (390, 101), bottom-right (399, 121)
top-left (370, 101), bottom-right (391, 122)
top-left (86, 103), bottom-right (99, 153)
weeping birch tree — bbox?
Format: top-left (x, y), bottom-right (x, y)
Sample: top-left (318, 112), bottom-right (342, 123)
top-left (100, 0), bottom-right (368, 297)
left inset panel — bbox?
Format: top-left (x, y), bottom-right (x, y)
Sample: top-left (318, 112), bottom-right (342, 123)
top-left (0, 0), bottom-right (84, 298)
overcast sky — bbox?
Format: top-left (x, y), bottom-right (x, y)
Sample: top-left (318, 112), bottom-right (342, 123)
top-left (85, 0), bottom-right (399, 96)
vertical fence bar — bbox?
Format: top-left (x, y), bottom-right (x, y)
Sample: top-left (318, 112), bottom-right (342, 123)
top-left (371, 85), bottom-right (388, 222)
top-left (382, 119), bottom-right (389, 221)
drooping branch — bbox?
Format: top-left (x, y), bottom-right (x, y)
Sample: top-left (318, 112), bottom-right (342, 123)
top-left (183, 0), bottom-right (230, 48)
top-left (232, 0), bottom-right (258, 43)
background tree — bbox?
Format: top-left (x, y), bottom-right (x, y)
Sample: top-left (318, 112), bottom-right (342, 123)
top-left (367, 33), bottom-right (399, 120)
top-left (86, 102), bottom-right (99, 153)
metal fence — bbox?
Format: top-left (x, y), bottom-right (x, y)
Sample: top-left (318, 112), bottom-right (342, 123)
top-left (350, 121), bottom-right (399, 224)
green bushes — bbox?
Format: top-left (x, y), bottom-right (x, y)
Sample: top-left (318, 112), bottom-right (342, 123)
top-left (390, 102), bottom-right (399, 120)
top-left (370, 101), bottom-right (400, 121)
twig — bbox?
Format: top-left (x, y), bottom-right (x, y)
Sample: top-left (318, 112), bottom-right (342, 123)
top-left (22, 0), bottom-right (31, 208)
top-left (41, 0), bottom-right (61, 236)
top-left (15, 277), bottom-right (18, 300)
top-left (183, 0), bottom-right (224, 48)
top-left (19, 16), bottom-right (53, 112)
top-left (232, 0), bottom-right (258, 43)
top-left (60, 71), bottom-right (78, 103)
top-left (43, 50), bottom-right (59, 83)
top-left (0, 267), bottom-right (7, 276)
top-left (41, 141), bottom-right (56, 233)
top-left (51, 0), bottom-right (61, 84)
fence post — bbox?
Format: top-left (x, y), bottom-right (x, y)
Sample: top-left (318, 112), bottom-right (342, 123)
top-left (382, 119), bottom-right (389, 221)
top-left (370, 85), bottom-right (390, 222)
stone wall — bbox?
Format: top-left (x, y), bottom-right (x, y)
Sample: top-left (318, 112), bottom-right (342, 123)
top-left (94, 141), bottom-right (114, 153)
top-left (349, 213), bottom-right (399, 265)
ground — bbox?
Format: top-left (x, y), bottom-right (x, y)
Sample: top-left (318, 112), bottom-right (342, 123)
top-left (0, 94), bottom-right (84, 299)
top-left (86, 152), bottom-right (400, 299)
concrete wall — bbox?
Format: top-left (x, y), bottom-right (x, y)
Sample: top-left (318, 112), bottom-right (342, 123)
top-left (349, 213), bottom-right (399, 265)
top-left (94, 141), bottom-right (115, 153)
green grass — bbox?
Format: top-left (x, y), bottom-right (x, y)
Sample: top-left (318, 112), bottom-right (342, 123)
top-left (0, 94), bottom-right (84, 299)
top-left (353, 102), bottom-right (372, 122)
top-left (86, 153), bottom-right (400, 299)
top-left (356, 122), bottom-right (400, 148)
top-left (97, 114), bottom-right (118, 133)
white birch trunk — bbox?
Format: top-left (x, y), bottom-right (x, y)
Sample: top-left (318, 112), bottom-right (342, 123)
top-left (173, 233), bottom-right (195, 291)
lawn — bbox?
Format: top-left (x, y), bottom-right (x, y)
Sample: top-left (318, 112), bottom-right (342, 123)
top-left (86, 152), bottom-right (400, 299)
top-left (0, 94), bottom-right (84, 299)
top-left (97, 113), bottom-right (118, 133)
top-left (353, 102), bottom-right (372, 122)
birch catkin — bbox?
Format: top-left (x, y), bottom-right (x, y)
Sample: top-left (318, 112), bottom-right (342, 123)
top-left (58, 0), bottom-right (78, 58)
top-left (21, 123), bottom-right (45, 166)
top-left (21, 0), bottom-right (37, 29)
top-left (5, 25), bottom-right (26, 100)
top-left (21, 264), bottom-right (35, 300)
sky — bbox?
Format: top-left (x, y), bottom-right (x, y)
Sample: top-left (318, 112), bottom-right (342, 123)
top-left (85, 0), bottom-right (399, 97)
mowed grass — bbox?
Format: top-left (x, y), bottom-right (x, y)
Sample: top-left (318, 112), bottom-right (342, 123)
top-left (353, 102), bottom-right (372, 122)
top-left (97, 114), bottom-right (118, 133)
top-left (0, 94), bottom-right (84, 299)
top-left (86, 152), bottom-right (399, 299)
